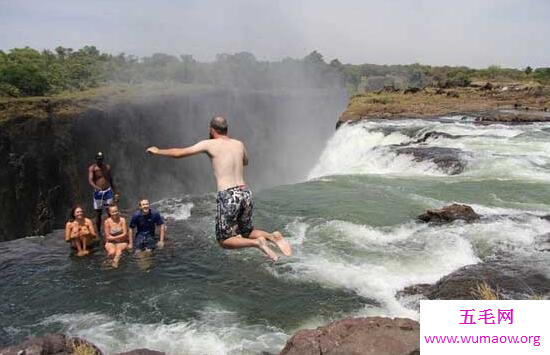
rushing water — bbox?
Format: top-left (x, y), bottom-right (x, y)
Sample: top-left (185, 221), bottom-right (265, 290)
top-left (2, 117), bottom-right (550, 354)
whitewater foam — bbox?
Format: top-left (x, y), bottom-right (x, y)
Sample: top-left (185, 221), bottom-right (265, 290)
top-left (278, 203), bottom-right (550, 318)
top-left (42, 308), bottom-right (287, 355)
top-left (154, 199), bottom-right (194, 221)
top-left (308, 120), bottom-right (550, 181)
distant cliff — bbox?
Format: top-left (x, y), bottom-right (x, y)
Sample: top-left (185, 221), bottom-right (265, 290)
top-left (338, 83), bottom-right (550, 127)
top-left (0, 84), bottom-right (347, 241)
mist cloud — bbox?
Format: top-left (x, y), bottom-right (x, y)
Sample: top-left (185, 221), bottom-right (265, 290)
top-left (1, 0), bottom-right (548, 67)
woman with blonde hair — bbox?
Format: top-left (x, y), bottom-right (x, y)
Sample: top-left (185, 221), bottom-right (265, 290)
top-left (103, 204), bottom-right (129, 268)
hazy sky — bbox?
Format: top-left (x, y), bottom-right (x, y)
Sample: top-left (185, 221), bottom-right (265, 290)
top-left (1, 0), bottom-right (548, 68)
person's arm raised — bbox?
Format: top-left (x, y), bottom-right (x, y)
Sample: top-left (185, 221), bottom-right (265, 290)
top-left (146, 141), bottom-right (210, 158)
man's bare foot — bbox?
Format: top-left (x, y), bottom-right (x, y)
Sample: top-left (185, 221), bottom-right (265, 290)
top-left (271, 231), bottom-right (292, 256)
top-left (77, 251), bottom-right (87, 257)
top-left (257, 238), bottom-right (278, 262)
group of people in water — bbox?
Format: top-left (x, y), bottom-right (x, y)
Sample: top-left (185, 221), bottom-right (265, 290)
top-left (65, 150), bottom-right (166, 267)
top-left (65, 116), bottom-right (291, 267)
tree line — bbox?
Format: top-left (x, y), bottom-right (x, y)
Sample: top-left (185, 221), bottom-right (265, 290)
top-left (0, 46), bottom-right (549, 97)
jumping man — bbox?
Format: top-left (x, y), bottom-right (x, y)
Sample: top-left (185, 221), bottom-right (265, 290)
top-left (146, 116), bottom-right (291, 261)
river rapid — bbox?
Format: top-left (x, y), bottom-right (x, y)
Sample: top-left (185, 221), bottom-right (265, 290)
top-left (1, 117), bottom-right (550, 354)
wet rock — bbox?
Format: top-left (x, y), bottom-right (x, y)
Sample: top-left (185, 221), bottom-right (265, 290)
top-left (279, 317), bottom-right (420, 355)
top-left (535, 233), bottom-right (550, 252)
top-left (412, 260), bottom-right (550, 300)
top-left (540, 215), bottom-right (550, 222)
top-left (394, 147), bottom-right (468, 175)
top-left (411, 131), bottom-right (461, 144)
top-left (115, 350), bottom-right (165, 355)
top-left (418, 203), bottom-right (480, 223)
top-left (0, 333), bottom-right (102, 355)
top-left (397, 284), bottom-right (433, 299)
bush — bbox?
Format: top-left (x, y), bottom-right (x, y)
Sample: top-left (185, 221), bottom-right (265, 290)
top-left (0, 63), bottom-right (50, 96)
top-left (0, 82), bottom-right (21, 97)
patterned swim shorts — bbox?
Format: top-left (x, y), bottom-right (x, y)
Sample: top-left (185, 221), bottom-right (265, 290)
top-left (215, 186), bottom-right (254, 241)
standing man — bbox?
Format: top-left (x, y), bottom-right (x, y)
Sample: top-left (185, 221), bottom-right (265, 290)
top-left (146, 116), bottom-right (291, 261)
top-left (88, 152), bottom-right (119, 233)
top-left (128, 198), bottom-right (166, 253)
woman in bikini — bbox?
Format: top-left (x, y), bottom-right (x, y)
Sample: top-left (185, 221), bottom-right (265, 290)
top-left (103, 204), bottom-right (129, 268)
top-left (64, 206), bottom-right (97, 257)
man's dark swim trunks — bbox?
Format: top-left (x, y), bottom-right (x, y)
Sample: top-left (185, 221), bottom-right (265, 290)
top-left (216, 185), bottom-right (254, 241)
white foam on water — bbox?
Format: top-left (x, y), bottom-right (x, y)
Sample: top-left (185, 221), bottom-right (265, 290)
top-left (280, 220), bottom-right (479, 317)
top-left (308, 123), bottom-right (444, 179)
top-left (42, 308), bottom-right (287, 355)
top-left (284, 219), bottom-right (309, 247)
top-left (155, 199), bottom-right (194, 221)
top-left (308, 120), bottom-right (550, 181)
top-left (278, 205), bottom-right (550, 318)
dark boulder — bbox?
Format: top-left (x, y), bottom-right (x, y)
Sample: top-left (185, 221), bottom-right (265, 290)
top-left (399, 260), bottom-right (550, 301)
top-left (394, 147), bottom-right (468, 175)
top-left (0, 333), bottom-right (102, 355)
top-left (418, 203), bottom-right (480, 223)
top-left (279, 317), bottom-right (419, 355)
top-left (411, 131), bottom-right (461, 144)
top-left (394, 146), bottom-right (465, 173)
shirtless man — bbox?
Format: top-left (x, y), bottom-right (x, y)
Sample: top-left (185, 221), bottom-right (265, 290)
top-left (146, 116), bottom-right (291, 261)
top-left (88, 152), bottom-right (119, 233)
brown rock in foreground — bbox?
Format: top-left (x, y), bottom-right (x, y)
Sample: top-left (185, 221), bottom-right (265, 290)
top-left (418, 203), bottom-right (480, 223)
top-left (279, 317), bottom-right (419, 355)
top-left (0, 333), bottom-right (102, 355)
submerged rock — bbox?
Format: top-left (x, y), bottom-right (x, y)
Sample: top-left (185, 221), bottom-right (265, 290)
top-left (394, 146), bottom-right (467, 174)
top-left (279, 317), bottom-right (419, 355)
top-left (0, 333), bottom-right (102, 355)
top-left (418, 203), bottom-right (481, 223)
top-left (411, 131), bottom-right (462, 144)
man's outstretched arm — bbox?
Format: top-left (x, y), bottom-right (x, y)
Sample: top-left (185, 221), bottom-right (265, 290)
top-left (146, 141), bottom-right (209, 158)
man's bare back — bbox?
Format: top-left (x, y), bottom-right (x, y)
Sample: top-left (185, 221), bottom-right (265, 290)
top-left (192, 137), bottom-right (248, 191)
top-left (146, 115), bottom-right (291, 261)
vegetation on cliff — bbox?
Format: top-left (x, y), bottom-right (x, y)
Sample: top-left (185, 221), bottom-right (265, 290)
top-left (1, 45), bottom-right (549, 99)
top-left (0, 46), bottom-right (344, 97)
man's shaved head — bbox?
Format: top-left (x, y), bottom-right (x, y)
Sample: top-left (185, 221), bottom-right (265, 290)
top-left (210, 116), bottom-right (228, 134)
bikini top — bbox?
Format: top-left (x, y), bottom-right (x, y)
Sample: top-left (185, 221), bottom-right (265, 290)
top-left (110, 225), bottom-right (123, 236)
